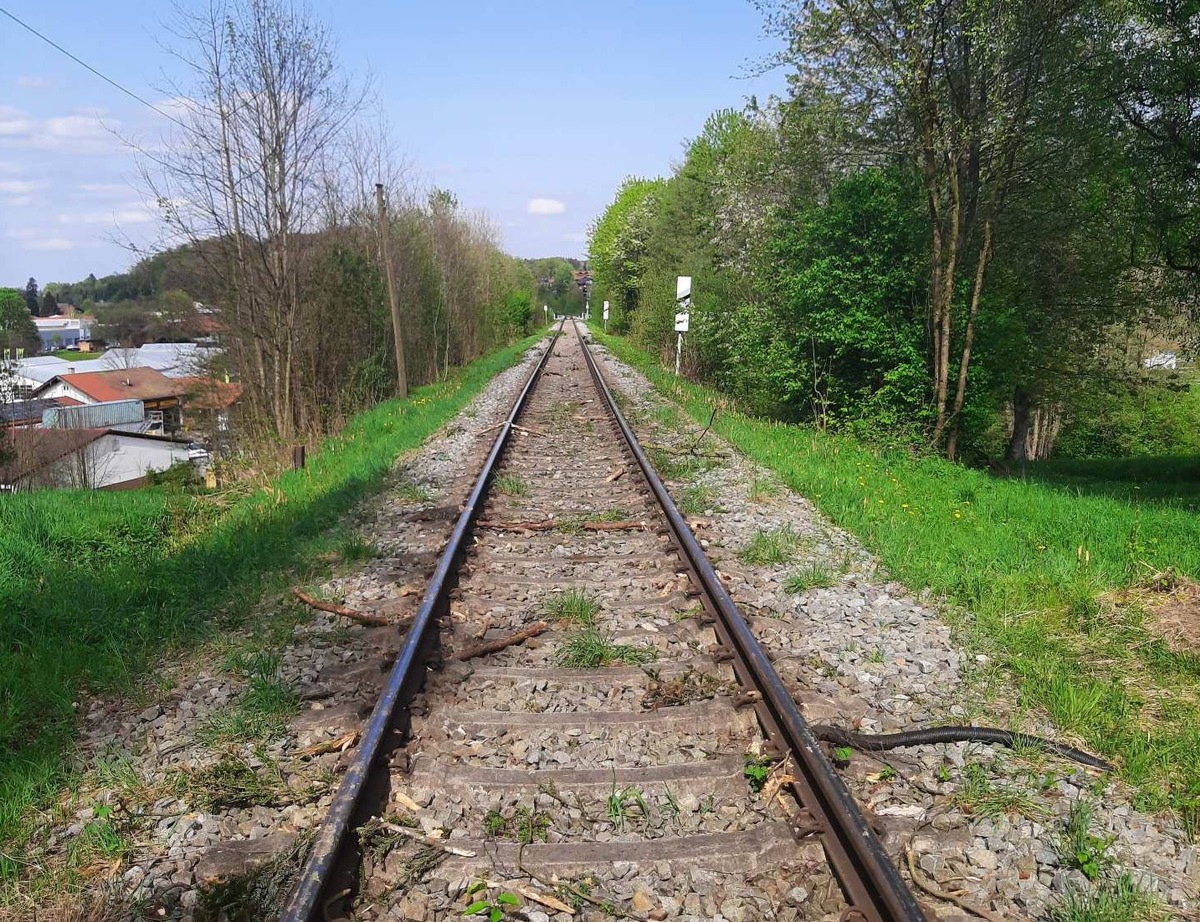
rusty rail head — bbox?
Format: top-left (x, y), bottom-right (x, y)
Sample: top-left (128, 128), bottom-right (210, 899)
top-left (279, 321), bottom-right (563, 922)
top-left (572, 320), bottom-right (926, 922)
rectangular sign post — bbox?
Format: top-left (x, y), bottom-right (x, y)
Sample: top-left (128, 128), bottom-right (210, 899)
top-left (674, 276), bottom-right (691, 377)
top-left (603, 300), bottom-right (609, 331)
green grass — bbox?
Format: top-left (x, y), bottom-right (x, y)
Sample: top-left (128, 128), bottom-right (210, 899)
top-left (678, 483), bottom-right (718, 515)
top-left (784, 562), bottom-right (838, 593)
top-left (0, 332), bottom-right (543, 889)
top-left (1048, 873), bottom-right (1166, 922)
top-left (590, 325), bottom-right (1200, 822)
top-left (739, 526), bottom-right (806, 566)
top-left (543, 589), bottom-right (600, 625)
top-left (493, 474), bottom-right (529, 497)
top-left (556, 627), bottom-right (657, 668)
top-left (48, 349), bottom-right (103, 361)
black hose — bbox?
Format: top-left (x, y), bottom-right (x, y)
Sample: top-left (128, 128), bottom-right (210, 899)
top-left (810, 724), bottom-right (1114, 772)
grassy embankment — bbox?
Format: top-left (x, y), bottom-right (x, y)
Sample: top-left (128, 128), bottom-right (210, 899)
top-left (0, 332), bottom-right (543, 879)
top-left (592, 327), bottom-right (1200, 824)
top-left (48, 350), bottom-right (104, 362)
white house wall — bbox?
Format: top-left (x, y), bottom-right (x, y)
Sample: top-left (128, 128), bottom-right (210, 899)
top-left (44, 434), bottom-right (191, 489)
top-left (36, 381), bottom-right (95, 405)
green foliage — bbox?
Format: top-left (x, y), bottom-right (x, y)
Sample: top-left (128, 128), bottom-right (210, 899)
top-left (743, 754), bottom-right (773, 793)
top-left (1047, 873), bottom-right (1164, 922)
top-left (542, 589), bottom-right (600, 625)
top-left (588, 177), bottom-right (668, 331)
top-left (1060, 799), bottom-right (1117, 882)
top-left (0, 288), bottom-right (38, 355)
top-left (464, 881), bottom-right (520, 921)
top-left (784, 562), bottom-right (838, 593)
top-left (764, 168), bottom-right (931, 437)
top-left (1055, 373), bottom-right (1200, 461)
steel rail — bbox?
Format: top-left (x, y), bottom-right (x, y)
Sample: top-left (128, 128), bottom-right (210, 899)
top-left (279, 321), bottom-right (564, 922)
top-left (573, 319), bottom-right (927, 922)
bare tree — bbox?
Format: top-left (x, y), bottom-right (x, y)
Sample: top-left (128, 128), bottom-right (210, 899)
top-left (143, 0), bottom-right (367, 438)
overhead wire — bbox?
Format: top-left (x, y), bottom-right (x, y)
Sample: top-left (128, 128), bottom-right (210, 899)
top-left (0, 5), bottom-right (190, 131)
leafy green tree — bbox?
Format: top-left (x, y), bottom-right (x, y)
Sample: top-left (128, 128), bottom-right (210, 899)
top-left (40, 291), bottom-right (58, 318)
top-left (764, 168), bottom-right (930, 435)
top-left (1110, 0), bottom-right (1200, 278)
top-left (588, 177), bottom-right (667, 329)
top-left (0, 288), bottom-right (39, 356)
top-left (22, 278), bottom-right (38, 316)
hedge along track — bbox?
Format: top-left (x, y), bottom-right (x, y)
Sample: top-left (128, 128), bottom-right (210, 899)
top-left (280, 320), bottom-right (926, 922)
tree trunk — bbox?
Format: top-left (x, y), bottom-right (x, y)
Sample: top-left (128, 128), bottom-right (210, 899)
top-left (1006, 386), bottom-right (1033, 462)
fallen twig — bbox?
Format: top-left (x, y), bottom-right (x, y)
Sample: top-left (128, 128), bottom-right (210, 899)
top-left (379, 821), bottom-right (476, 858)
top-left (581, 520), bottom-right (643, 531)
top-left (451, 621), bottom-right (548, 661)
top-left (517, 844), bottom-right (628, 918)
top-left (905, 845), bottom-right (1004, 922)
top-left (292, 588), bottom-right (393, 626)
top-left (299, 730), bottom-right (359, 758)
top-left (485, 879), bottom-right (575, 915)
top-left (605, 468), bottom-right (625, 482)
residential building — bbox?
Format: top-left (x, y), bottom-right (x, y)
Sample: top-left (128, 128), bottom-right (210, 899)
top-left (0, 428), bottom-right (192, 491)
top-left (33, 367), bottom-right (185, 433)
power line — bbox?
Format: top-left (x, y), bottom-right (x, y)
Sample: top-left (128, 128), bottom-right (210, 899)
top-left (0, 5), bottom-right (190, 131)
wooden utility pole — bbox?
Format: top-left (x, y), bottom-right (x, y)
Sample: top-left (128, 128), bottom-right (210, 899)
top-left (376, 183), bottom-right (408, 399)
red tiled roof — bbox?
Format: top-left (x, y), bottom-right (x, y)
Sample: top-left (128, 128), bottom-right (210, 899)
top-left (53, 396), bottom-right (84, 407)
top-left (40, 367), bottom-right (182, 403)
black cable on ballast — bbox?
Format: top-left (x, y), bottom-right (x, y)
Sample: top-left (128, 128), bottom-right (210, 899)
top-left (810, 724), bottom-right (1114, 772)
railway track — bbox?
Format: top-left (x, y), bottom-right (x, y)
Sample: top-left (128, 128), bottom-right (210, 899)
top-left (281, 321), bottom-right (926, 922)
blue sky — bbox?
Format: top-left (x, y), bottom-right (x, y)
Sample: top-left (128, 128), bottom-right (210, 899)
top-left (0, 1), bottom-right (786, 287)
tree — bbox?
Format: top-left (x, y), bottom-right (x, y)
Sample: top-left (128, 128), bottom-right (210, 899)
top-left (1111, 0), bottom-right (1200, 280)
top-left (40, 291), bottom-right (58, 318)
top-left (146, 0), bottom-right (367, 438)
top-left (588, 178), bottom-right (667, 329)
top-left (758, 0), bottom-right (1093, 456)
top-left (23, 278), bottom-right (38, 316)
top-left (0, 288), bottom-right (39, 356)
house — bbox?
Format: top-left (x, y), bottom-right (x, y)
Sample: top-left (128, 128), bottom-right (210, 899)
top-left (32, 367), bottom-right (185, 433)
top-left (32, 316), bottom-right (94, 351)
top-left (0, 427), bottom-right (192, 491)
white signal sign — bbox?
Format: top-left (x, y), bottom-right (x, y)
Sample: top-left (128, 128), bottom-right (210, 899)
top-left (674, 312), bottom-right (689, 333)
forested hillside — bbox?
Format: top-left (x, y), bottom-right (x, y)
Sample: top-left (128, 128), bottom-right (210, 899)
top-left (589, 0), bottom-right (1200, 463)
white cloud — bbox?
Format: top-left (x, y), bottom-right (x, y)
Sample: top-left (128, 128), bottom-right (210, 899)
top-left (5, 195), bottom-right (34, 208)
top-left (17, 76), bottom-right (52, 89)
top-left (526, 198), bottom-right (566, 216)
top-left (0, 180), bottom-right (41, 195)
top-left (81, 183), bottom-right (131, 196)
top-left (0, 106), bottom-right (34, 137)
top-left (25, 236), bottom-right (75, 251)
top-left (58, 205), bottom-right (155, 226)
top-left (0, 107), bottom-right (123, 155)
